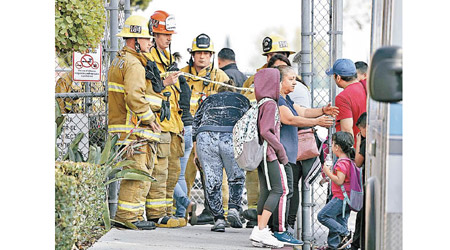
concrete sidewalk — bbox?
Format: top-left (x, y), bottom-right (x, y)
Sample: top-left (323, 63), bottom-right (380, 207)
top-left (89, 225), bottom-right (296, 250)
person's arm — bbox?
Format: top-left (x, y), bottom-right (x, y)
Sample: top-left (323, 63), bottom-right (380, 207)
top-left (339, 118), bottom-right (354, 137)
top-left (322, 166), bottom-right (346, 185)
top-left (279, 105), bottom-right (333, 128)
top-left (294, 103), bottom-right (339, 118)
top-left (355, 133), bottom-right (365, 167)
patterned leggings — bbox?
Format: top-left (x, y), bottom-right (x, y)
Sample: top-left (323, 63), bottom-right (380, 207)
top-left (196, 131), bottom-right (245, 219)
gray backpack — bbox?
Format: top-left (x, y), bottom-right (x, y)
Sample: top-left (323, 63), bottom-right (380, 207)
top-left (232, 98), bottom-right (279, 171)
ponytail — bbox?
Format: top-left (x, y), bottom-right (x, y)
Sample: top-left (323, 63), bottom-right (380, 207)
top-left (332, 131), bottom-right (355, 160)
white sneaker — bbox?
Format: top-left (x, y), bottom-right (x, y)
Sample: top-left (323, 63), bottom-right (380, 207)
top-left (249, 226), bottom-right (284, 248)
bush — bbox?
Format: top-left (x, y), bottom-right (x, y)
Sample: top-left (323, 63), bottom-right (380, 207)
top-left (55, 0), bottom-right (105, 54)
top-left (55, 161), bottom-right (106, 250)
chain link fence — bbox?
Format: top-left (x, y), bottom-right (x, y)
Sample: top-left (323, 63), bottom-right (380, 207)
top-left (308, 0), bottom-right (347, 248)
top-left (55, 0), bottom-right (126, 161)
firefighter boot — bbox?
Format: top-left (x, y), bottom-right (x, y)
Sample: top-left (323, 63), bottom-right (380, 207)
top-left (151, 216), bottom-right (180, 228)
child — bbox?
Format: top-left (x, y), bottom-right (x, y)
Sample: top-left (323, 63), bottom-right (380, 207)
top-left (318, 131), bottom-right (355, 250)
top-left (351, 112), bottom-right (367, 250)
top-left (248, 68), bottom-right (289, 249)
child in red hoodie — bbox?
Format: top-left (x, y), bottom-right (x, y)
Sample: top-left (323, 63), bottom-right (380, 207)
top-left (249, 68), bottom-right (289, 249)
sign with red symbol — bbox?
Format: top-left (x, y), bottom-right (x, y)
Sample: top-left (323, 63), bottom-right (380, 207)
top-left (72, 44), bottom-right (102, 82)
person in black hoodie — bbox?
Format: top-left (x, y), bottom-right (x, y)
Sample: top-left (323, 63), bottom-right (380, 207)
top-left (192, 82), bottom-right (250, 232)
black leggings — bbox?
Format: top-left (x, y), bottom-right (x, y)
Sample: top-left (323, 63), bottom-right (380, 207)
top-left (287, 162), bottom-right (302, 227)
top-left (257, 160), bottom-right (288, 232)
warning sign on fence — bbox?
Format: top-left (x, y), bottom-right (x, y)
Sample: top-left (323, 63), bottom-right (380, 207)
top-left (72, 45), bottom-right (102, 82)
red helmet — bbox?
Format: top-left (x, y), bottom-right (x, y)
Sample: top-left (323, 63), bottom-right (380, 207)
top-left (149, 10), bottom-right (176, 35)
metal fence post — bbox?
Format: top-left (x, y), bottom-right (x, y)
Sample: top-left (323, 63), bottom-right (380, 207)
top-left (107, 0), bottom-right (119, 219)
top-left (299, 1), bottom-right (313, 250)
top-left (124, 0), bottom-right (131, 20)
top-left (329, 0), bottom-right (343, 106)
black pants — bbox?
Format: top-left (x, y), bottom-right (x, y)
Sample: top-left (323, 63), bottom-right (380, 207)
top-left (287, 162), bottom-right (302, 228)
top-left (269, 162), bottom-right (294, 232)
top-left (257, 160), bottom-right (288, 232)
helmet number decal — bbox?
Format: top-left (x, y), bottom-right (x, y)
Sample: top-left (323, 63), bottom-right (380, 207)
top-left (129, 25), bottom-right (142, 34)
top-left (278, 41), bottom-right (288, 48)
top-left (165, 16), bottom-right (176, 31)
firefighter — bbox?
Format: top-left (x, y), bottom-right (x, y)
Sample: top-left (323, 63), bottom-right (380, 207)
top-left (180, 33), bottom-right (231, 225)
top-left (240, 34), bottom-right (295, 228)
top-left (143, 10), bottom-right (186, 228)
top-left (108, 15), bottom-right (162, 230)
top-left (55, 71), bottom-right (84, 114)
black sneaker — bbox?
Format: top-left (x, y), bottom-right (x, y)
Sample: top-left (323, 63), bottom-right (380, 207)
top-left (113, 220), bottom-right (156, 230)
top-left (337, 232), bottom-right (352, 249)
top-left (211, 218), bottom-right (226, 232)
top-left (242, 208), bottom-right (257, 221)
top-left (246, 219), bottom-right (258, 228)
top-left (192, 208), bottom-right (214, 225)
top-left (227, 208), bottom-right (243, 228)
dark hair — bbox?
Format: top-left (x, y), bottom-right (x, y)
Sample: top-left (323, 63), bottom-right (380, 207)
top-left (356, 112), bottom-right (367, 128)
top-left (332, 131), bottom-right (355, 159)
top-left (335, 73), bottom-right (357, 82)
top-left (217, 79), bottom-right (236, 93)
top-left (218, 48), bottom-right (235, 61)
top-left (355, 61), bottom-right (368, 74)
top-left (268, 54), bottom-right (291, 68)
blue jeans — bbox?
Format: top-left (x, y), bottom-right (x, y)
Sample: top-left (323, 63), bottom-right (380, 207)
top-left (173, 125), bottom-right (193, 217)
top-left (317, 197), bottom-right (350, 248)
top-left (196, 131), bottom-right (245, 218)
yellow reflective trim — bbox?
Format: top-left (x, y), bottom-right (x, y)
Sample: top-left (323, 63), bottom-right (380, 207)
top-left (65, 101), bottom-right (72, 110)
top-left (117, 200), bottom-right (145, 212)
top-left (137, 109), bottom-right (154, 121)
top-left (108, 82), bottom-right (125, 93)
top-left (145, 204), bottom-right (166, 208)
top-left (145, 95), bottom-right (163, 107)
top-left (108, 125), bottom-right (161, 141)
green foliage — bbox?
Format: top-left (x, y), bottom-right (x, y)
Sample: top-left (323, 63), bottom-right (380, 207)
top-left (55, 133), bottom-right (158, 248)
top-left (55, 162), bottom-right (106, 250)
top-left (55, 0), bottom-right (106, 54)
top-left (131, 0), bottom-right (153, 10)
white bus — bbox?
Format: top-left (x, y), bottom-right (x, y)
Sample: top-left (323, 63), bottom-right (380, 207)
top-left (365, 0), bottom-right (402, 249)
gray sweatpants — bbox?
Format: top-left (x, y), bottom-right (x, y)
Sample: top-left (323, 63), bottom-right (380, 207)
top-left (196, 131), bottom-right (246, 219)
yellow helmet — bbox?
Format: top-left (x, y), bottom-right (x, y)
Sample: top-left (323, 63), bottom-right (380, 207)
top-left (261, 35), bottom-right (295, 56)
top-left (117, 15), bottom-right (153, 38)
top-left (188, 33), bottom-right (215, 53)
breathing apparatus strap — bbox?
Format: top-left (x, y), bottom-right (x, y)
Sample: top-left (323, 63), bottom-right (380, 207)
top-left (134, 38), bottom-right (141, 53)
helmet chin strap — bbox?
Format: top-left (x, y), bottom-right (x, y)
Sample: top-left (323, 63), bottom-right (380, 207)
top-left (134, 38), bottom-right (141, 53)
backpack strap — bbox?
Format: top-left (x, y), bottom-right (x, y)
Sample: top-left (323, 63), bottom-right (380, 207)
top-left (336, 158), bottom-right (352, 218)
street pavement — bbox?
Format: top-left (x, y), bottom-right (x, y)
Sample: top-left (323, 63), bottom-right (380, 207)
top-left (89, 224), bottom-right (297, 250)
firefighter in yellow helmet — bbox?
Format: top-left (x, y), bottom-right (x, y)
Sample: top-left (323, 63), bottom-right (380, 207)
top-left (143, 10), bottom-right (185, 228)
top-left (108, 15), bottom-right (162, 230)
top-left (180, 33), bottom-right (232, 226)
top-left (240, 34), bottom-right (295, 228)
top-left (241, 34), bottom-right (296, 105)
